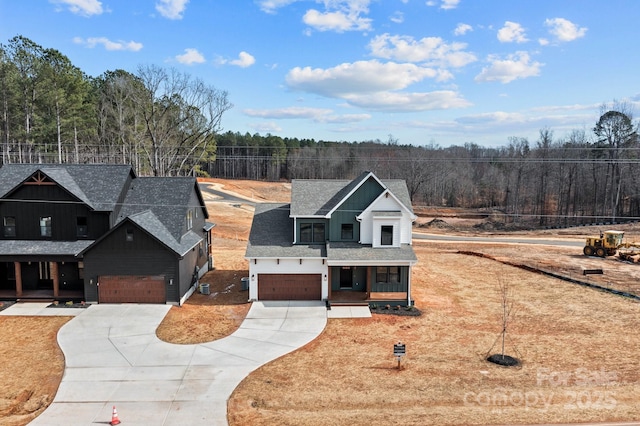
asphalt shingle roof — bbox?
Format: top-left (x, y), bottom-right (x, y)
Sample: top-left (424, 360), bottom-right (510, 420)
top-left (326, 242), bottom-right (417, 264)
top-left (127, 211), bottom-right (201, 256)
top-left (0, 164), bottom-right (134, 211)
top-left (290, 172), bottom-right (413, 217)
top-left (245, 203), bottom-right (326, 259)
top-left (0, 240), bottom-right (94, 256)
top-left (0, 164), bottom-right (209, 257)
top-left (117, 177), bottom-right (198, 240)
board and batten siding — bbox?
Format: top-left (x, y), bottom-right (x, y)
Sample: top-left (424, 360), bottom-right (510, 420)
top-left (82, 224), bottom-right (179, 303)
top-left (0, 185), bottom-right (111, 240)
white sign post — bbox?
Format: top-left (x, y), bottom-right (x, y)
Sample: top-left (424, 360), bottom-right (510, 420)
top-left (393, 341), bottom-right (406, 369)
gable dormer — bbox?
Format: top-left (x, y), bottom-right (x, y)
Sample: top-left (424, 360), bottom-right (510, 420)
top-left (356, 189), bottom-right (416, 247)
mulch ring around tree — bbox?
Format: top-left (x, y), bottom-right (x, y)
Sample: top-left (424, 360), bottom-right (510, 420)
top-left (487, 353), bottom-right (521, 367)
top-left (370, 304), bottom-right (422, 316)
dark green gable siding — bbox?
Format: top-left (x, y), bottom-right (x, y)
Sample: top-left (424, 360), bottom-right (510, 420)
top-left (329, 176), bottom-right (383, 241)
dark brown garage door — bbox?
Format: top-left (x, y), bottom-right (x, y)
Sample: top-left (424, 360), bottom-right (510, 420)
top-left (99, 275), bottom-right (166, 304)
top-left (258, 274), bottom-right (322, 300)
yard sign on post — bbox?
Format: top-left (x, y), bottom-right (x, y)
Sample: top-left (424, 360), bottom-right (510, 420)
top-left (394, 341), bottom-right (406, 369)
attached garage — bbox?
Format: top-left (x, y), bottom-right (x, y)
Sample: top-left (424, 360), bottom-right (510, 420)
top-left (258, 274), bottom-right (322, 300)
top-left (98, 275), bottom-right (166, 304)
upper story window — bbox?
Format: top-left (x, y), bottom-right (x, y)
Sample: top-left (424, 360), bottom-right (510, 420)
top-left (381, 225), bottom-right (393, 246)
top-left (126, 227), bottom-right (134, 242)
top-left (186, 210), bottom-right (193, 229)
top-left (300, 222), bottom-right (325, 243)
top-left (77, 217), bottom-right (88, 237)
top-left (40, 216), bottom-right (52, 237)
top-left (341, 223), bottom-right (354, 240)
top-left (3, 216), bottom-right (16, 237)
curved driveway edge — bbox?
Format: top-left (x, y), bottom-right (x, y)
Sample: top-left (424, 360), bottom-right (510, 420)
top-left (29, 301), bottom-right (327, 426)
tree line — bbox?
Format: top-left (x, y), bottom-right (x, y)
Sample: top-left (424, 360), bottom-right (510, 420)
top-left (2, 36), bottom-right (639, 227)
top-left (0, 36), bottom-right (231, 176)
top-left (208, 106), bottom-right (639, 227)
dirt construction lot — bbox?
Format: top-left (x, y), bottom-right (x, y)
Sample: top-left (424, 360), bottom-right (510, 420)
top-left (3, 178), bottom-right (640, 425)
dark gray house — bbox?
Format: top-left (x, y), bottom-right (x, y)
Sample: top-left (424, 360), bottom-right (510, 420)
top-left (245, 171), bottom-right (417, 306)
top-left (0, 164), bottom-right (213, 305)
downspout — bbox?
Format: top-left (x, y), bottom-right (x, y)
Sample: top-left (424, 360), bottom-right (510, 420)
top-left (407, 265), bottom-right (412, 306)
top-left (293, 217), bottom-right (297, 244)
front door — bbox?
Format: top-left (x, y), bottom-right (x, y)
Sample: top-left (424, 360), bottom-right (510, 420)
top-left (340, 267), bottom-right (352, 289)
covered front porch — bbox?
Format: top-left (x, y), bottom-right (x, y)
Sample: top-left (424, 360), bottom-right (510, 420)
top-left (0, 240), bottom-right (91, 302)
top-left (327, 264), bottom-right (412, 306)
top-left (0, 260), bottom-right (85, 302)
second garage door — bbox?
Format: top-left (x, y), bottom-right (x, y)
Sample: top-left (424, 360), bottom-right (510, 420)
top-left (258, 274), bottom-right (322, 300)
top-left (99, 275), bottom-right (166, 304)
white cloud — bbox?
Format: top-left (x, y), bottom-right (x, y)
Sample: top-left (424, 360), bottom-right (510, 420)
top-left (454, 23), bottom-right (473, 36)
top-left (441, 0), bottom-right (460, 10)
top-left (368, 33), bottom-right (476, 68)
top-left (244, 106), bottom-right (370, 123)
top-left (320, 113), bottom-right (372, 124)
top-left (426, 0), bottom-right (460, 9)
top-left (257, 0), bottom-right (300, 14)
top-left (250, 122), bottom-right (283, 133)
top-left (245, 107), bottom-right (334, 119)
top-left (175, 48), bottom-right (205, 65)
top-left (285, 60), bottom-right (470, 112)
top-left (390, 11), bottom-right (404, 24)
top-left (156, 0), bottom-right (189, 20)
top-left (497, 21), bottom-right (528, 43)
top-left (544, 18), bottom-right (587, 42)
top-left (231, 52), bottom-right (256, 68)
top-left (344, 90), bottom-right (471, 112)
top-left (286, 60), bottom-right (439, 97)
top-left (475, 51), bottom-right (542, 84)
top-left (73, 37), bottom-right (143, 51)
top-left (51, 0), bottom-right (103, 16)
top-left (303, 9), bottom-right (371, 32)
top-left (538, 38), bottom-right (549, 46)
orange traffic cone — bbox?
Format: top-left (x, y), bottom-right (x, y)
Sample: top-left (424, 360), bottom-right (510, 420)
top-left (110, 405), bottom-right (121, 425)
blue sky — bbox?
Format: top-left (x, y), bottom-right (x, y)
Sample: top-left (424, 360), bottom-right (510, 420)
top-left (1, 0), bottom-right (638, 147)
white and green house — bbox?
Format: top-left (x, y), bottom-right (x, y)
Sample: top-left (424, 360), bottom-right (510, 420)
top-left (245, 171), bottom-right (417, 306)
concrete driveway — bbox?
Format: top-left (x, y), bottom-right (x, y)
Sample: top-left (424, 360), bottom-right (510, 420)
top-left (29, 301), bottom-right (328, 426)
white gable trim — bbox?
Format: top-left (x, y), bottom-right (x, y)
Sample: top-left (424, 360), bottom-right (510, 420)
top-left (356, 189), bottom-right (416, 222)
top-left (356, 189), bottom-right (416, 246)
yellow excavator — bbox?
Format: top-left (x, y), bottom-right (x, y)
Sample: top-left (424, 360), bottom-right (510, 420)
top-left (583, 230), bottom-right (640, 261)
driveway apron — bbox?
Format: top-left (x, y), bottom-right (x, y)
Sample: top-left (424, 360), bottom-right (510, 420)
top-left (29, 301), bottom-right (327, 426)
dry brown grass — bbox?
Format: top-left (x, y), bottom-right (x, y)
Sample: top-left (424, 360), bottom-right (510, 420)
top-left (228, 244), bottom-right (640, 426)
top-left (5, 179), bottom-right (640, 426)
top-left (0, 316), bottom-right (71, 426)
top-left (156, 246), bottom-right (251, 344)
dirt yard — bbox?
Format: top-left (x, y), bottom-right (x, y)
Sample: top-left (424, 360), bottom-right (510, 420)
top-left (0, 316), bottom-right (71, 426)
top-left (3, 178), bottom-right (640, 425)
top-left (228, 245), bottom-right (640, 425)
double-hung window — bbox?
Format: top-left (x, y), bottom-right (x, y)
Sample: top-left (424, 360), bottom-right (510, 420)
top-left (3, 216), bottom-right (15, 237)
top-left (381, 225), bottom-right (393, 246)
top-left (40, 216), bottom-right (52, 237)
top-left (300, 222), bottom-right (325, 243)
